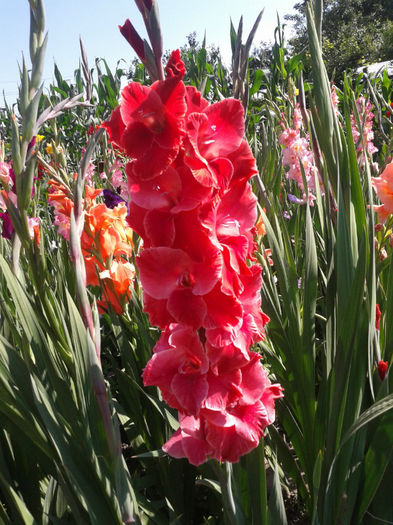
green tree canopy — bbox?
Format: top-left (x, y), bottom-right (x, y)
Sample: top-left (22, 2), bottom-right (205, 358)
top-left (286, 0), bottom-right (393, 79)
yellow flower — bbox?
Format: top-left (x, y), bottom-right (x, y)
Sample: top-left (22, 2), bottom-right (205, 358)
top-left (36, 135), bottom-right (44, 143)
top-left (46, 144), bottom-right (53, 155)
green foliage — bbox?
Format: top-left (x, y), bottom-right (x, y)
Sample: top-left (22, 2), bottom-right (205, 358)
top-left (0, 250), bottom-right (135, 524)
top-left (1, 2), bottom-right (393, 524)
top-left (286, 0), bottom-right (393, 79)
top-left (252, 7), bottom-right (393, 524)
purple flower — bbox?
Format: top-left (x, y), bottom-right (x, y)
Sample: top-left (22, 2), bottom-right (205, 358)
top-left (103, 189), bottom-right (126, 209)
top-left (288, 193), bottom-right (306, 205)
top-left (0, 211), bottom-right (14, 239)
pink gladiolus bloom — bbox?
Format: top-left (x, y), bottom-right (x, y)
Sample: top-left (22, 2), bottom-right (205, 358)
top-left (102, 76), bottom-right (186, 177)
top-left (0, 161), bottom-right (13, 188)
top-left (279, 104), bottom-right (322, 203)
top-left (137, 246), bottom-right (222, 298)
top-left (105, 49), bottom-right (282, 464)
top-left (27, 217), bottom-right (40, 244)
top-left (184, 99), bottom-right (244, 188)
top-left (203, 399), bottom-right (274, 463)
top-left (351, 97), bottom-right (378, 167)
top-left (162, 414), bottom-right (213, 466)
top-left (143, 324), bottom-right (209, 414)
top-left (163, 362), bottom-right (283, 465)
top-left (138, 246), bottom-right (222, 328)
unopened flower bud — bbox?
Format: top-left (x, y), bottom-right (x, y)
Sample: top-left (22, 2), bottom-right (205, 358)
top-left (119, 19), bottom-right (145, 61)
top-left (377, 360), bottom-right (388, 381)
top-left (376, 303), bottom-right (381, 330)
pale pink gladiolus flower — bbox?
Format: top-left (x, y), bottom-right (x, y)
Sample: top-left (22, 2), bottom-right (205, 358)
top-left (351, 97), bottom-right (378, 167)
top-left (279, 104), bottom-right (323, 203)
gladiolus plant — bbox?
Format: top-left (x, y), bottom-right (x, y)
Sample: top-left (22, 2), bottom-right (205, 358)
top-left (103, 50), bottom-right (283, 464)
top-left (2, 1), bottom-right (393, 524)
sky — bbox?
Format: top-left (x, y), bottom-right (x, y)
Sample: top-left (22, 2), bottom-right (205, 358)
top-left (0, 1), bottom-right (297, 106)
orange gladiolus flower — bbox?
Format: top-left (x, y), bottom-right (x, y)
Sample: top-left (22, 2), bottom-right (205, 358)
top-left (255, 212), bottom-right (266, 238)
top-left (100, 259), bottom-right (135, 296)
top-left (48, 178), bottom-right (134, 313)
top-left (98, 260), bottom-right (135, 314)
top-left (372, 161), bottom-right (393, 223)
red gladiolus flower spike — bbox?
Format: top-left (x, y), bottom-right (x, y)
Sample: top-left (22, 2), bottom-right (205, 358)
top-left (104, 50), bottom-right (283, 464)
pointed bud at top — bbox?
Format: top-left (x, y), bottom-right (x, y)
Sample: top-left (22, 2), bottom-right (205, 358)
top-left (377, 360), bottom-right (388, 381)
top-left (119, 19), bottom-right (145, 61)
top-left (165, 50), bottom-right (185, 80)
top-left (135, 0), bottom-right (153, 16)
top-left (28, 135), bottom-right (37, 150)
top-left (134, 0), bottom-right (153, 22)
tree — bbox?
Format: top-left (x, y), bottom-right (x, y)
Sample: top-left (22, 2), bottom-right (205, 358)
top-left (286, 0), bottom-right (393, 79)
top-left (250, 41), bottom-right (274, 70)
